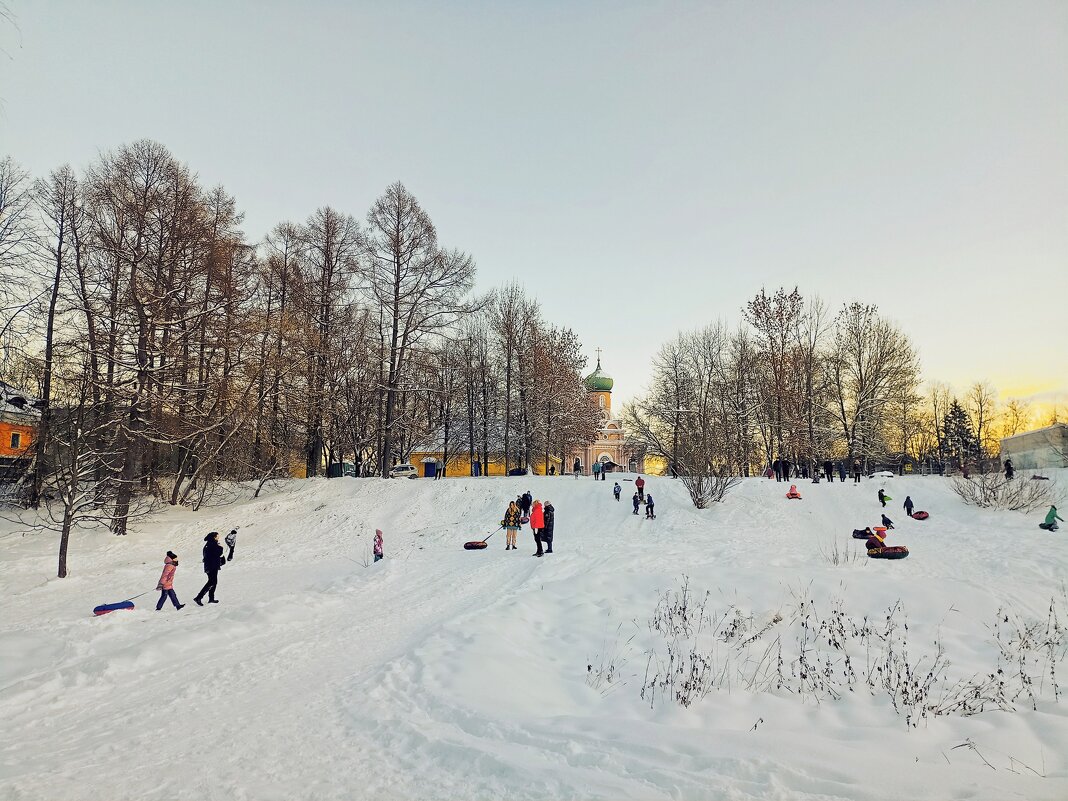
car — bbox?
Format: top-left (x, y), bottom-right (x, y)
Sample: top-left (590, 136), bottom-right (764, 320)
top-left (869, 470), bottom-right (894, 479)
top-left (389, 463), bottom-right (419, 479)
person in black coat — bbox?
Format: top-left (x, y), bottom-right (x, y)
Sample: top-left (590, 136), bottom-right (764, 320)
top-left (878, 488), bottom-right (887, 508)
top-left (521, 492), bottom-right (533, 516)
top-left (1004, 459), bottom-right (1015, 480)
top-left (782, 460), bottom-right (792, 480)
top-left (541, 502), bottom-right (555, 553)
top-left (824, 460), bottom-right (834, 482)
top-left (194, 532), bottom-right (225, 606)
top-left (773, 458), bottom-right (782, 482)
top-left (903, 496), bottom-right (914, 517)
top-left (632, 492), bottom-right (641, 515)
top-left (881, 514), bottom-right (895, 530)
top-left (838, 462), bottom-right (847, 482)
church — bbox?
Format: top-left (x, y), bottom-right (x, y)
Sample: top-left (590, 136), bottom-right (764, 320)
top-left (570, 352), bottom-right (645, 475)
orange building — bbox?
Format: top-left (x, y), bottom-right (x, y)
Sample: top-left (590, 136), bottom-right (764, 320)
top-left (0, 381), bottom-right (41, 468)
top-left (570, 353), bottom-right (649, 475)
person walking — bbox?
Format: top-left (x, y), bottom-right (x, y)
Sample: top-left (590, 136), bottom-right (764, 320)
top-left (824, 460), bottom-right (834, 482)
top-left (903, 496), bottom-right (914, 517)
top-left (592, 460), bottom-right (601, 481)
top-left (632, 492), bottom-right (641, 515)
top-left (1040, 505), bottom-right (1063, 531)
top-left (194, 532), bottom-right (224, 606)
top-left (155, 551), bottom-right (184, 611)
top-left (838, 462), bottom-right (847, 482)
top-left (541, 501), bottom-right (555, 553)
top-left (878, 488), bottom-right (887, 508)
top-left (601, 463), bottom-right (607, 481)
top-left (573, 458), bottom-right (581, 479)
top-left (852, 459), bottom-right (862, 484)
top-left (1004, 459), bottom-right (1015, 480)
top-left (613, 481), bottom-right (621, 501)
top-left (635, 476), bottom-right (646, 501)
top-left (373, 529), bottom-right (384, 562)
top-left (502, 501), bottom-right (522, 550)
top-left (530, 499), bottom-right (545, 557)
top-left (773, 458), bottom-right (782, 482)
top-left (225, 529), bottom-right (237, 562)
top-left (645, 493), bottom-right (655, 519)
top-left (782, 459), bottom-right (792, 480)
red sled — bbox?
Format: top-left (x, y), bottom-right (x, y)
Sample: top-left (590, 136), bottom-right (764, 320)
top-left (93, 601), bottom-right (135, 616)
top-left (911, 511), bottom-right (929, 520)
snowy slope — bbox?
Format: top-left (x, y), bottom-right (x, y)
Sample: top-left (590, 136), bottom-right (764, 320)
top-left (1, 472), bottom-right (1066, 800)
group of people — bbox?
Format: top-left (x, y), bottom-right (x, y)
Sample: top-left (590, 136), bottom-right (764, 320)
top-left (620, 476), bottom-right (654, 518)
top-left (154, 528), bottom-right (238, 611)
top-left (502, 492), bottom-right (556, 556)
top-left (771, 458), bottom-right (866, 484)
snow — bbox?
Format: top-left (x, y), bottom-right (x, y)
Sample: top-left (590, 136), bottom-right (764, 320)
top-left (2, 471), bottom-right (1067, 800)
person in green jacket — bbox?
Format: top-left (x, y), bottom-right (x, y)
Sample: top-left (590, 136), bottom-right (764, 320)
top-left (1040, 505), bottom-right (1062, 531)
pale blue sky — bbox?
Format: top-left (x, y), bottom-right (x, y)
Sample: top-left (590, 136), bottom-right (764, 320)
top-left (1, 1), bottom-right (1065, 407)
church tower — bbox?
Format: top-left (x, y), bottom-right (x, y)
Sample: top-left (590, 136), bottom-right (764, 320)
top-left (584, 351), bottom-right (614, 419)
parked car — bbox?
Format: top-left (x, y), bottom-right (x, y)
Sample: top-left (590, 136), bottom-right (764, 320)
top-left (389, 463), bottom-right (419, 479)
top-left (869, 470), bottom-right (894, 479)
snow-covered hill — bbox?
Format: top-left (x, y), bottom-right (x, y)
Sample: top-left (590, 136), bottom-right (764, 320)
top-left (2, 472), bottom-right (1066, 800)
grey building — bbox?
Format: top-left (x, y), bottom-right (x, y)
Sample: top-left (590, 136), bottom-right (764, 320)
top-left (999, 423), bottom-right (1068, 470)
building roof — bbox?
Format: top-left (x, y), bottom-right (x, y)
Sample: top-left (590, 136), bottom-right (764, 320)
top-left (584, 357), bottom-right (614, 392)
top-left (0, 380), bottom-right (44, 422)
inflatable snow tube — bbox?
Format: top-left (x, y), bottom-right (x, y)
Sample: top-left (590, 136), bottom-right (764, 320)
top-left (93, 601), bottom-right (135, 616)
top-left (867, 546), bottom-right (909, 560)
top-left (911, 511), bottom-right (929, 520)
top-left (463, 541), bottom-right (489, 550)
top-left (520, 516), bottom-right (530, 525)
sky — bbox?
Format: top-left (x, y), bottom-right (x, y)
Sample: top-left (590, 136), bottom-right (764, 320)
top-left (1, 1), bottom-right (1065, 412)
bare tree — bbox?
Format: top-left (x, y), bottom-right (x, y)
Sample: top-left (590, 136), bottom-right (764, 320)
top-left (1000, 398), bottom-right (1032, 438)
top-left (362, 182), bottom-right (475, 476)
top-left (965, 380), bottom-right (998, 457)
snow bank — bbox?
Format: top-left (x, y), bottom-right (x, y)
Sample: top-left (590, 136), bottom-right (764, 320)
top-left (1, 471), bottom-right (1066, 800)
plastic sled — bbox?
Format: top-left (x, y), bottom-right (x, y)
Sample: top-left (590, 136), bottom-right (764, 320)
top-left (868, 546), bottom-right (909, 560)
top-left (93, 601), bottom-right (135, 616)
top-left (911, 511), bottom-right (929, 520)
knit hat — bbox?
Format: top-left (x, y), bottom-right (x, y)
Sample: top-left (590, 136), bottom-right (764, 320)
top-left (166, 550), bottom-right (177, 559)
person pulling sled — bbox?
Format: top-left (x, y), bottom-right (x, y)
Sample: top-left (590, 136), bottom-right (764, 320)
top-left (156, 551), bottom-right (185, 611)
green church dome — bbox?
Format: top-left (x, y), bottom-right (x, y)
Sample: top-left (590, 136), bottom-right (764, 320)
top-left (585, 358), bottom-right (614, 392)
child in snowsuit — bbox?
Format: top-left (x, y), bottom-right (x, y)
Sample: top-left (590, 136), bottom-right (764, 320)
top-left (156, 551), bottom-right (184, 610)
top-left (225, 529), bottom-right (237, 561)
top-left (613, 482), bottom-right (621, 501)
top-left (632, 492), bottom-right (641, 515)
top-left (635, 476), bottom-right (645, 501)
top-left (541, 502), bottom-right (555, 553)
top-left (878, 488), bottom-right (887, 507)
top-left (530, 500), bottom-right (545, 557)
top-left (502, 502), bottom-right (522, 550)
top-left (645, 494), bottom-right (655, 519)
top-left (903, 496), bottom-right (914, 517)
top-left (881, 514), bottom-right (894, 530)
top-left (1040, 505), bottom-right (1063, 531)
top-left (373, 529), bottom-right (383, 562)
top-left (194, 532), bottom-right (224, 606)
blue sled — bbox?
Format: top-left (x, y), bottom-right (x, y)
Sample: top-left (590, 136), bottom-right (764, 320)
top-left (93, 601), bottom-right (135, 616)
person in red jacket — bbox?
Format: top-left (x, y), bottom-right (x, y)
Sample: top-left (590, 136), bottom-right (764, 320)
top-left (635, 476), bottom-right (646, 501)
top-left (155, 551), bottom-right (184, 611)
top-left (529, 499), bottom-right (545, 557)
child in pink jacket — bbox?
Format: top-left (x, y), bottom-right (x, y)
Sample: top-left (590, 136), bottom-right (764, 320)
top-left (373, 530), bottom-right (384, 563)
top-left (156, 551), bottom-right (185, 611)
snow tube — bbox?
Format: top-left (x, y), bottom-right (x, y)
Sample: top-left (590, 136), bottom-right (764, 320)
top-left (851, 529), bottom-right (872, 539)
top-left (912, 511), bottom-right (929, 520)
top-left (463, 541), bottom-right (488, 550)
top-left (868, 546), bottom-right (909, 560)
top-left (520, 516), bottom-right (530, 525)
top-left (93, 601), bottom-right (135, 616)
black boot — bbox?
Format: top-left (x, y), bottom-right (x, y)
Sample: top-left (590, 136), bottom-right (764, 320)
top-left (194, 597), bottom-right (204, 606)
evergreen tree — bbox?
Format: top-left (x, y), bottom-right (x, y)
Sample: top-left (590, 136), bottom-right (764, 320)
top-left (942, 399), bottom-right (977, 466)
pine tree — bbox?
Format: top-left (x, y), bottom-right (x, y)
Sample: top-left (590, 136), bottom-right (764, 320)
top-left (942, 399), bottom-right (977, 466)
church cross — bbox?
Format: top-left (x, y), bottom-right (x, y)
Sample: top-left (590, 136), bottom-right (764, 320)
top-left (595, 347), bottom-right (602, 366)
